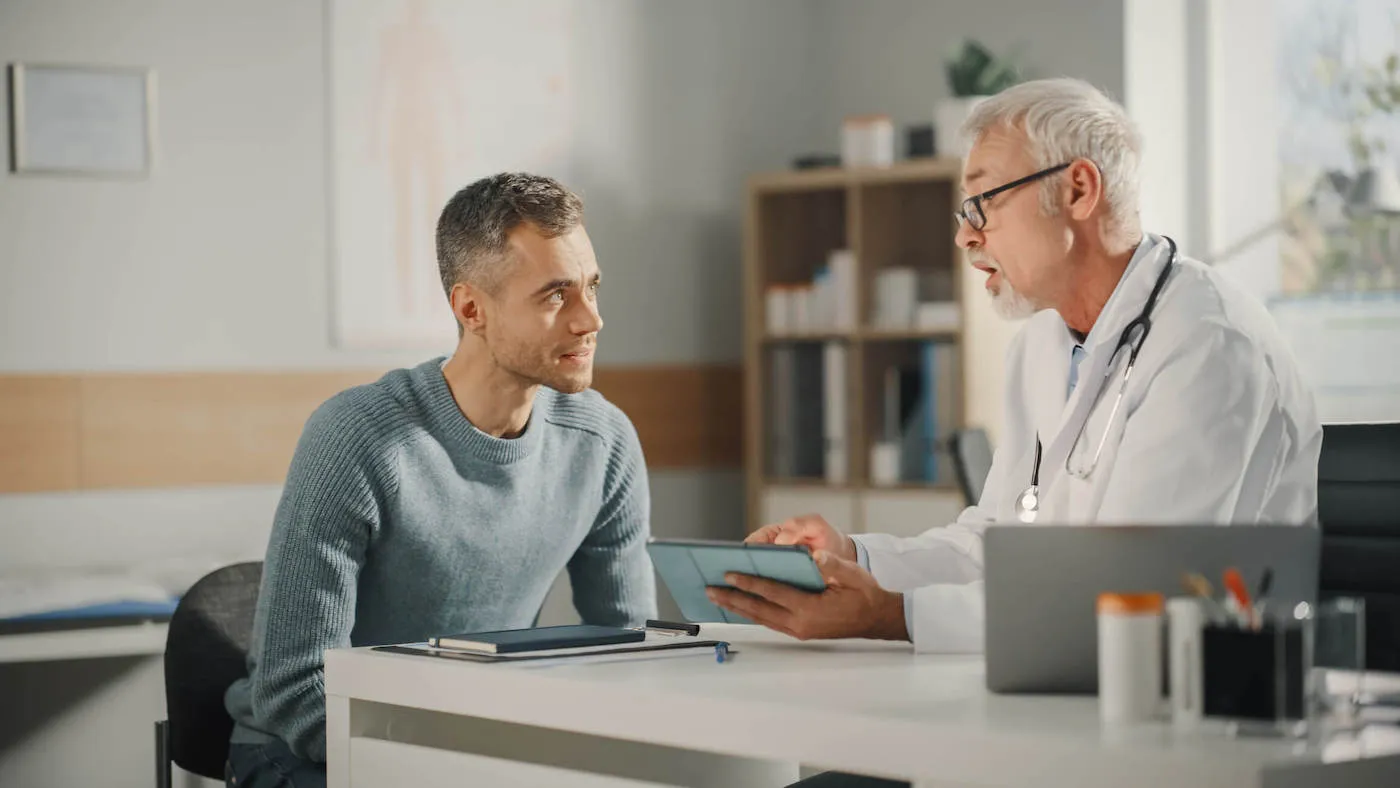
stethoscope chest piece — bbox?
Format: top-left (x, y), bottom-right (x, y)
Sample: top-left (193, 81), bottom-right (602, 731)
top-left (1015, 484), bottom-right (1040, 523)
top-left (1015, 437), bottom-right (1043, 523)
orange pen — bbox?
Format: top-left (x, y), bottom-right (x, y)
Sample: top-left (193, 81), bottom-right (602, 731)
top-left (1223, 567), bottom-right (1254, 629)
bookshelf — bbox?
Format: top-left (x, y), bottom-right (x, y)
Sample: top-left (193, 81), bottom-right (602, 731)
top-left (742, 158), bottom-right (971, 534)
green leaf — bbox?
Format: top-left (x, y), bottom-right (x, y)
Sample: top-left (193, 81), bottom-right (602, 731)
top-left (945, 38), bottom-right (1021, 96)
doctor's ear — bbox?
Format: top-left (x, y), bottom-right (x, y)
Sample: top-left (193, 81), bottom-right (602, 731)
top-left (1063, 158), bottom-right (1104, 223)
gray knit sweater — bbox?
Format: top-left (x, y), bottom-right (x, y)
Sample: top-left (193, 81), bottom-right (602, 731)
top-left (224, 358), bottom-right (657, 762)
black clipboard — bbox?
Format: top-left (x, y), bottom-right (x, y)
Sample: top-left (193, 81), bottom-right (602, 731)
top-left (372, 639), bottom-right (725, 663)
top-left (371, 620), bottom-right (730, 664)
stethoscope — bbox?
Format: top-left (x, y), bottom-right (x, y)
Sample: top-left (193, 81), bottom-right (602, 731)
top-left (1014, 236), bottom-right (1178, 524)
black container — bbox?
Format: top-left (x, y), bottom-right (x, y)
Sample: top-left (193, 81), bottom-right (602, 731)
top-left (1201, 622), bottom-right (1309, 721)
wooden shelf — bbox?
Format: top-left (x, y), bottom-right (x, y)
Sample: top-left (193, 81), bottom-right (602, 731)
top-left (761, 328), bottom-right (960, 343)
top-left (866, 481), bottom-right (961, 494)
top-left (763, 477), bottom-right (854, 491)
top-left (859, 327), bottom-right (960, 342)
top-left (744, 158), bottom-right (969, 532)
top-left (747, 158), bottom-right (962, 194)
top-left (762, 331), bottom-right (855, 343)
top-left (760, 479), bottom-right (958, 494)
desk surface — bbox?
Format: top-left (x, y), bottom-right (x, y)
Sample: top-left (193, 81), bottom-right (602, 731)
top-left (325, 625), bottom-right (1400, 787)
top-left (0, 621), bottom-right (168, 664)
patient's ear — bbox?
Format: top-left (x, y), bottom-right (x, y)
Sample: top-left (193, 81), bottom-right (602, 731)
top-left (451, 282), bottom-right (488, 336)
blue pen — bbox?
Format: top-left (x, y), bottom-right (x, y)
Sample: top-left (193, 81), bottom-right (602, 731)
top-left (715, 642), bottom-right (736, 663)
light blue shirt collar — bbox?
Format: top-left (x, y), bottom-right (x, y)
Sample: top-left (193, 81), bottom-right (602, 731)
top-left (1067, 234), bottom-right (1158, 396)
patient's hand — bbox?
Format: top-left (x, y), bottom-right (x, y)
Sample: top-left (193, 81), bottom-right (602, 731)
top-left (746, 514), bottom-right (856, 563)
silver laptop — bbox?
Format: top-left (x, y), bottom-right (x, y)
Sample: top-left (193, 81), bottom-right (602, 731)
top-left (984, 525), bottom-right (1320, 694)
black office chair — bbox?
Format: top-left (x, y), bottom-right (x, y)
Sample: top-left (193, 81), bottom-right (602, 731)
top-left (155, 561), bottom-right (263, 788)
top-left (1317, 422), bottom-right (1400, 673)
top-left (948, 427), bottom-right (995, 507)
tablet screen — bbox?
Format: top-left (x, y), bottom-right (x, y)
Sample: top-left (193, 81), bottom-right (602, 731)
top-left (646, 539), bottom-right (826, 624)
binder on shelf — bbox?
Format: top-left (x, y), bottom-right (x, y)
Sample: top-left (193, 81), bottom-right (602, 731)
top-left (823, 341), bottom-right (848, 483)
top-left (919, 341), bottom-right (961, 483)
top-left (768, 346), bottom-right (796, 477)
top-left (792, 344), bottom-right (826, 477)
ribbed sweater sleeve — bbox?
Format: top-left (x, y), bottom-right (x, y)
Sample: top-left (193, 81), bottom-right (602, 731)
top-left (561, 407), bottom-right (657, 627)
top-left (244, 393), bottom-right (401, 762)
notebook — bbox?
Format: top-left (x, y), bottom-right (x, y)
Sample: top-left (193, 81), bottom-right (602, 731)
top-left (427, 624), bottom-right (645, 654)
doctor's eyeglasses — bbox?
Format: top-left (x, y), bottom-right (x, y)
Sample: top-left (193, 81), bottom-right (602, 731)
top-left (954, 162), bottom-right (1071, 231)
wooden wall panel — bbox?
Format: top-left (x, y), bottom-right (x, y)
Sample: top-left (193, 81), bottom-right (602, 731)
top-left (77, 371), bottom-right (381, 490)
top-left (0, 376), bottom-right (81, 492)
top-left (592, 365), bottom-right (743, 469)
top-left (0, 365), bottom-right (742, 493)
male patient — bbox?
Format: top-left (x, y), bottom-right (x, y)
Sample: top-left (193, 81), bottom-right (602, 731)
top-left (223, 173), bottom-right (657, 787)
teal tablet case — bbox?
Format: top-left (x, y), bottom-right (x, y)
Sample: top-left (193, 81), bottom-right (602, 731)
top-left (646, 539), bottom-right (827, 624)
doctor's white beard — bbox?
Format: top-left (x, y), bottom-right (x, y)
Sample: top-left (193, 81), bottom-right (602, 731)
top-left (970, 251), bottom-right (1037, 320)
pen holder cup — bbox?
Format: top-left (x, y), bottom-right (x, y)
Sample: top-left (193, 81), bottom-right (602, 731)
top-left (1201, 617), bottom-right (1312, 735)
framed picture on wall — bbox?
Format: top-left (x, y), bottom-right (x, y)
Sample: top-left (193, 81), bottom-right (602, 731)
top-left (7, 62), bottom-right (155, 177)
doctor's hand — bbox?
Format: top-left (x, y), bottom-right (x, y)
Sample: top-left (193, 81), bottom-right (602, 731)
top-left (745, 514), bottom-right (856, 563)
top-left (706, 550), bottom-right (908, 642)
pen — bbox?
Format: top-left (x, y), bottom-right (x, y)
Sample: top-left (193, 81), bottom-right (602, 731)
top-left (1223, 567), bottom-right (1254, 629)
top-left (1181, 572), bottom-right (1228, 624)
top-left (646, 619), bottom-right (701, 637)
top-left (715, 642), bottom-right (737, 663)
top-left (1253, 567), bottom-right (1273, 622)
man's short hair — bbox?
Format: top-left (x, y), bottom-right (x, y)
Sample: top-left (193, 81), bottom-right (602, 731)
top-left (435, 173), bottom-right (584, 296)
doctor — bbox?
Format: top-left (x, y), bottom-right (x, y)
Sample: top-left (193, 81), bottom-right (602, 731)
top-left (708, 78), bottom-right (1322, 662)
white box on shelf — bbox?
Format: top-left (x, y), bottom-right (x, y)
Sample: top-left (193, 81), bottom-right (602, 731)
top-left (828, 249), bottom-right (857, 330)
top-left (869, 442), bottom-right (901, 487)
top-left (811, 270), bottom-right (833, 331)
top-left (765, 286), bottom-right (792, 335)
top-left (872, 267), bottom-right (918, 328)
top-left (790, 285), bottom-right (812, 332)
top-left (841, 115), bottom-right (895, 168)
top-left (915, 301), bottom-right (962, 332)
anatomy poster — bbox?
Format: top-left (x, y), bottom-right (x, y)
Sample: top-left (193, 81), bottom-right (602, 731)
top-left (330, 0), bottom-right (578, 348)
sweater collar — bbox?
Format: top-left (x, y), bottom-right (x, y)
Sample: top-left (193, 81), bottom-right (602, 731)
top-left (414, 358), bottom-right (547, 464)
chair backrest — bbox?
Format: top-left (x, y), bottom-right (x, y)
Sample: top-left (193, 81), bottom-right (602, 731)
top-left (164, 561), bottom-right (263, 779)
top-left (948, 427), bottom-right (995, 507)
top-left (1317, 422), bottom-right (1400, 672)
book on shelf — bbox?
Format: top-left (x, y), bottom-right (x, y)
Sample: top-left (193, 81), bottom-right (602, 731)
top-left (766, 341), bottom-right (846, 482)
top-left (920, 341), bottom-right (960, 483)
top-left (874, 342), bottom-right (960, 484)
top-left (823, 341), bottom-right (848, 483)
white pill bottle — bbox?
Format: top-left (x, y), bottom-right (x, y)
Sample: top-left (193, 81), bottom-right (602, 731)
top-left (1097, 592), bottom-right (1164, 724)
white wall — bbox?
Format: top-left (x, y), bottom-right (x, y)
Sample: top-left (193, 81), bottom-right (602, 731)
top-left (811, 0), bottom-right (1127, 149)
top-left (1123, 0), bottom-right (1191, 249)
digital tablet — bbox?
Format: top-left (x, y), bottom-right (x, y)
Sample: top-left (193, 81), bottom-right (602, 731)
top-left (646, 538), bottom-right (827, 624)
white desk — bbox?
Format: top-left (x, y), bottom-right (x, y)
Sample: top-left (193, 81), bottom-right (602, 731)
top-left (324, 625), bottom-right (1400, 788)
top-left (0, 621), bottom-right (168, 664)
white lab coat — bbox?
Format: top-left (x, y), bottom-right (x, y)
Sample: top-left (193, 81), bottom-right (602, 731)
top-left (852, 234), bottom-right (1323, 653)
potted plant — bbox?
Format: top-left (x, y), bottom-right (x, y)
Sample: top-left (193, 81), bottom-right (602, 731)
top-left (935, 40), bottom-right (1022, 157)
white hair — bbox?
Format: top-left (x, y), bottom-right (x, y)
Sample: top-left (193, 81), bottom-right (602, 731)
top-left (960, 78), bottom-right (1143, 246)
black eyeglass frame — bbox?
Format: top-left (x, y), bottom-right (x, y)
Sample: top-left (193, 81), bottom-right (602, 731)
top-left (955, 162), bottom-right (1072, 230)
